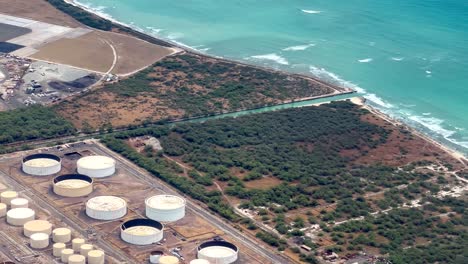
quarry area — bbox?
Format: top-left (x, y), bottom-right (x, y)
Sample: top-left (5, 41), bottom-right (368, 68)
top-left (0, 12), bottom-right (178, 111)
top-left (0, 140), bottom-right (276, 264)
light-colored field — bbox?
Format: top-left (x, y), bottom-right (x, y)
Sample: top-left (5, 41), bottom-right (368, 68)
top-left (31, 30), bottom-right (177, 75)
top-left (0, 0), bottom-right (80, 27)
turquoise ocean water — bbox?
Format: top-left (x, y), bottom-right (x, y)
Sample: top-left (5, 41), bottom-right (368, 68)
top-left (76, 0), bottom-right (468, 155)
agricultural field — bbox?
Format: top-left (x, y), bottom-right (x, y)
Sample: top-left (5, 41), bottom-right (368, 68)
top-left (102, 101), bottom-right (467, 263)
top-left (56, 53), bottom-right (341, 129)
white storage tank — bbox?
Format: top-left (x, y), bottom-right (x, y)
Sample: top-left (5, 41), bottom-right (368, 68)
top-left (52, 227), bottom-right (71, 243)
top-left (145, 195), bottom-right (186, 222)
top-left (80, 244), bottom-right (93, 256)
top-left (149, 250), bottom-right (164, 264)
top-left (77, 155), bottom-right (115, 178)
top-left (23, 220), bottom-right (52, 237)
top-left (121, 219), bottom-right (164, 245)
top-left (68, 254), bottom-right (86, 264)
top-left (197, 240), bottom-right (239, 264)
top-left (6, 208), bottom-right (35, 226)
top-left (190, 259), bottom-right (210, 264)
top-left (86, 196), bottom-right (127, 220)
top-left (53, 174), bottom-right (93, 197)
top-left (159, 256), bottom-right (179, 264)
top-left (87, 249), bottom-right (105, 264)
top-left (22, 153), bottom-right (61, 176)
top-left (61, 248), bottom-right (74, 263)
top-left (11, 198), bottom-right (28, 209)
top-left (53, 243), bottom-right (66, 257)
top-left (30, 233), bottom-right (49, 249)
top-left (0, 203), bottom-right (6, 217)
top-left (72, 238), bottom-right (85, 251)
top-left (1, 191), bottom-right (18, 205)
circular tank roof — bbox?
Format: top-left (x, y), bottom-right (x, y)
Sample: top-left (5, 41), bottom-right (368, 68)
top-left (53, 227), bottom-right (71, 235)
top-left (198, 240), bottom-right (238, 258)
top-left (146, 195), bottom-right (186, 210)
top-left (54, 174), bottom-right (93, 184)
top-left (11, 198), bottom-right (28, 205)
top-left (88, 250), bottom-right (104, 257)
top-left (1, 191), bottom-right (18, 198)
top-left (159, 256), bottom-right (179, 264)
top-left (7, 208), bottom-right (35, 218)
top-left (121, 218), bottom-right (163, 234)
top-left (24, 220), bottom-right (52, 231)
top-left (30, 232), bottom-right (49, 240)
top-left (77, 156), bottom-right (115, 170)
top-left (86, 196), bottom-right (126, 211)
top-left (68, 254), bottom-right (85, 262)
top-left (23, 153), bottom-right (60, 163)
top-left (190, 259), bottom-right (210, 264)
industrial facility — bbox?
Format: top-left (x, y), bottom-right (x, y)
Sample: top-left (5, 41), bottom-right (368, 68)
top-left (0, 141), bottom-right (264, 264)
top-left (22, 153), bottom-right (61, 176)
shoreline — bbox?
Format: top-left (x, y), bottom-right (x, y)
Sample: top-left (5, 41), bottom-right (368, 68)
top-left (61, 0), bottom-right (466, 161)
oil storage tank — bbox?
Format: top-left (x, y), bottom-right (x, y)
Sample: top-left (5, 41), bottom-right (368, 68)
top-left (53, 174), bottom-right (93, 197)
top-left (159, 256), bottom-right (179, 264)
top-left (121, 219), bottom-right (164, 245)
top-left (30, 233), bottom-right (49, 249)
top-left (197, 240), bottom-right (239, 264)
top-left (10, 198), bottom-right (28, 209)
top-left (1, 191), bottom-right (18, 205)
top-left (23, 220), bottom-right (52, 237)
top-left (190, 259), bottom-right (210, 264)
top-left (86, 196), bottom-right (127, 220)
top-left (22, 153), bottom-right (61, 176)
top-left (145, 195), bottom-right (186, 222)
top-left (6, 208), bottom-right (35, 226)
top-left (77, 156), bottom-right (115, 178)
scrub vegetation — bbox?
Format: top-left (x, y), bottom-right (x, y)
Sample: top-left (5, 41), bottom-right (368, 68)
top-left (56, 53), bottom-right (338, 129)
top-left (0, 105), bottom-right (76, 145)
top-left (101, 101), bottom-right (466, 263)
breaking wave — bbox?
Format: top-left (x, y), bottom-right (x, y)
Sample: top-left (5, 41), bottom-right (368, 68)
top-left (301, 9), bottom-right (322, 14)
top-left (250, 53), bottom-right (289, 65)
top-left (358, 58), bottom-right (373, 63)
top-left (282, 44), bottom-right (316, 51)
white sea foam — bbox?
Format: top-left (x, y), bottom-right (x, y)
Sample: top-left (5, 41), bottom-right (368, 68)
top-left (391, 57), bottom-right (405, 61)
top-left (408, 116), bottom-right (455, 138)
top-left (282, 44), bottom-right (316, 51)
top-left (308, 66), bottom-right (364, 92)
top-left (425, 70), bottom-right (432, 74)
top-left (250, 54), bottom-right (289, 65)
top-left (146, 26), bottom-right (162, 34)
top-left (364, 93), bottom-right (394, 108)
top-left (358, 58), bottom-right (373, 63)
top-left (422, 112), bottom-right (431, 116)
top-left (301, 9), bottom-right (322, 14)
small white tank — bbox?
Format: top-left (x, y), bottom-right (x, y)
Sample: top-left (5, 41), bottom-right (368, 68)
top-left (0, 203), bottom-right (6, 217)
top-left (87, 250), bottom-right (105, 264)
top-left (77, 156), bottom-right (116, 178)
top-left (159, 256), bottom-right (180, 264)
top-left (30, 233), bottom-right (49, 249)
top-left (86, 196), bottom-right (127, 220)
top-left (53, 243), bottom-right (66, 257)
top-left (1, 191), bottom-right (18, 205)
top-left (52, 227), bottom-right (71, 243)
top-left (23, 220), bottom-right (52, 237)
top-left (72, 238), bottom-right (85, 251)
top-left (6, 208), bottom-right (35, 226)
top-left (61, 248), bottom-right (74, 263)
top-left (11, 198), bottom-right (28, 209)
top-left (68, 254), bottom-right (86, 264)
top-left (80, 244), bottom-right (93, 256)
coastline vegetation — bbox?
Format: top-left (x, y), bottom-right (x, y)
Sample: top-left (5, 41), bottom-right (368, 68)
top-left (101, 102), bottom-right (465, 262)
top-left (45, 0), bottom-right (112, 30)
top-left (56, 53), bottom-right (337, 129)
